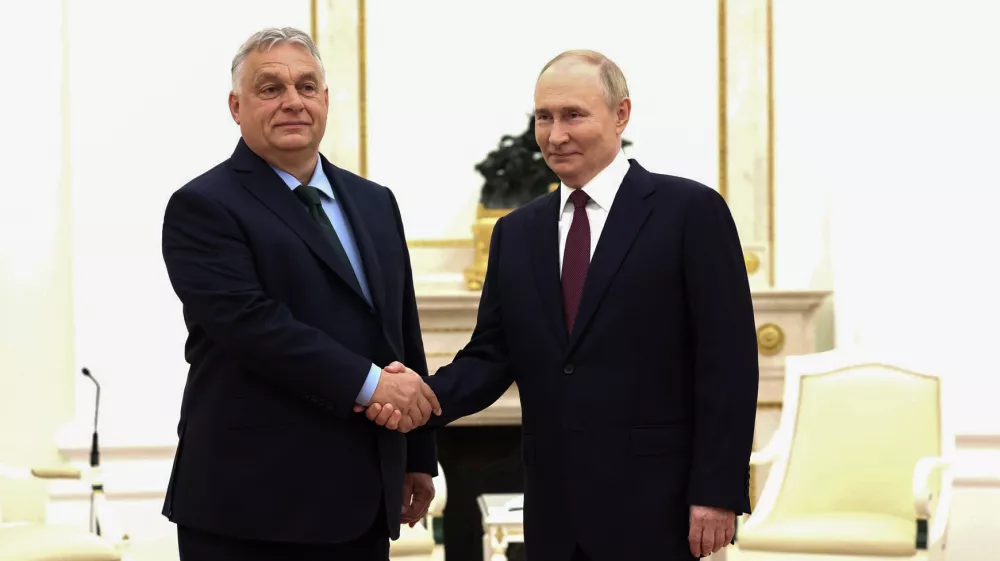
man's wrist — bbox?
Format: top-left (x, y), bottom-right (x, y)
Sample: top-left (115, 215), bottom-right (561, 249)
top-left (355, 363), bottom-right (382, 405)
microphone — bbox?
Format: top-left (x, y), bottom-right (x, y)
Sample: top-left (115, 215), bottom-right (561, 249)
top-left (81, 368), bottom-right (100, 468)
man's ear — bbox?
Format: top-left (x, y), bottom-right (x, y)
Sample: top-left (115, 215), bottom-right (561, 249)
top-left (228, 91), bottom-right (240, 124)
top-left (615, 97), bottom-right (631, 134)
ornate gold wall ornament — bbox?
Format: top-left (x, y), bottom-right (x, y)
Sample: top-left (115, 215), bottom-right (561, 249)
top-left (756, 323), bottom-right (784, 355)
top-left (407, 239), bottom-right (472, 249)
top-left (744, 251), bottom-right (760, 275)
top-left (463, 204), bottom-right (513, 290)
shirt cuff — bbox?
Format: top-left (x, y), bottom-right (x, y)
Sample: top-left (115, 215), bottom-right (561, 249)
top-left (355, 363), bottom-right (382, 405)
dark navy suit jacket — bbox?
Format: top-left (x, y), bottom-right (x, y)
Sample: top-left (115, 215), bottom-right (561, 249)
top-left (427, 161), bottom-right (759, 561)
top-left (160, 139), bottom-right (435, 544)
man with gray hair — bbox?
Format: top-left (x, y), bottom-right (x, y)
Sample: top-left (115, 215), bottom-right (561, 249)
top-left (160, 27), bottom-right (440, 561)
top-left (363, 49), bottom-right (759, 560)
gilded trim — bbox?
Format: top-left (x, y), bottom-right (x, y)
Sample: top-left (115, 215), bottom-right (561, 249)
top-left (766, 0), bottom-right (775, 286)
top-left (756, 323), bottom-right (785, 356)
top-left (309, 0), bottom-right (318, 43)
top-left (407, 238), bottom-right (472, 249)
top-left (717, 0), bottom-right (728, 200)
top-left (358, 0), bottom-right (368, 177)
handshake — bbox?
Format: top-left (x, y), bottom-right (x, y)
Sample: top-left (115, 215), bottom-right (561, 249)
top-left (352, 362), bottom-right (441, 432)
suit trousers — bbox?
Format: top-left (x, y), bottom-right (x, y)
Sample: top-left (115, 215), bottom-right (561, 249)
top-left (177, 499), bottom-right (389, 561)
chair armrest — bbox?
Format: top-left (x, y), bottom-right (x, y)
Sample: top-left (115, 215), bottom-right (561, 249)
top-left (429, 462), bottom-right (447, 517)
top-left (912, 456), bottom-right (951, 517)
top-left (31, 465), bottom-right (83, 480)
top-left (750, 430), bottom-right (786, 466)
top-left (1, 463), bottom-right (84, 481)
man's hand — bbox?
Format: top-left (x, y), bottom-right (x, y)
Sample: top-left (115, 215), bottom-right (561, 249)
top-left (401, 472), bottom-right (435, 527)
top-left (352, 362), bottom-right (440, 432)
top-left (689, 505), bottom-right (735, 557)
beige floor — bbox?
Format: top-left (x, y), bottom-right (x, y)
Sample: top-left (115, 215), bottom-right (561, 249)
top-left (120, 538), bottom-right (445, 561)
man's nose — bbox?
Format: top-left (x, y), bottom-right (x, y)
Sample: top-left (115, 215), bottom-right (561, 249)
top-left (280, 88), bottom-right (305, 110)
top-left (549, 122), bottom-right (570, 145)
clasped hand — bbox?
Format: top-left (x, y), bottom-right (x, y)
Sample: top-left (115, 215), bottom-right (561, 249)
top-left (352, 362), bottom-right (441, 432)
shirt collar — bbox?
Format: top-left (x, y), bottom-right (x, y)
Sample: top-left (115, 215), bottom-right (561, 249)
top-left (270, 157), bottom-right (335, 200)
top-left (559, 150), bottom-right (630, 213)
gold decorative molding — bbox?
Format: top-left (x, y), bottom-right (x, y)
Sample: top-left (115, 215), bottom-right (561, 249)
top-left (744, 251), bottom-right (760, 275)
top-left (766, 0), bottom-right (775, 287)
top-left (309, 0), bottom-right (318, 42)
top-left (717, 0), bottom-right (728, 201)
top-left (464, 205), bottom-right (514, 290)
top-left (357, 0), bottom-right (368, 177)
top-left (407, 238), bottom-right (472, 249)
top-left (756, 322), bottom-right (784, 356)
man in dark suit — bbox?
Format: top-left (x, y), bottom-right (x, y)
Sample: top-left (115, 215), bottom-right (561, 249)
top-left (362, 50), bottom-right (759, 560)
top-left (160, 27), bottom-right (440, 561)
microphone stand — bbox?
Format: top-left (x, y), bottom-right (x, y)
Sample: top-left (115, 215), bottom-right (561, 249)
top-left (81, 367), bottom-right (102, 536)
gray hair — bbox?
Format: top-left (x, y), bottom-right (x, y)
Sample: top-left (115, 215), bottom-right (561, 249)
top-left (231, 27), bottom-right (325, 93)
top-left (539, 49), bottom-right (630, 109)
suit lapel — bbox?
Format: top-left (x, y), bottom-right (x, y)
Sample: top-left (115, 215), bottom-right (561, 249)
top-left (530, 191), bottom-right (569, 349)
top-left (229, 140), bottom-right (370, 308)
top-left (567, 162), bottom-right (654, 354)
top-left (324, 159), bottom-right (387, 316)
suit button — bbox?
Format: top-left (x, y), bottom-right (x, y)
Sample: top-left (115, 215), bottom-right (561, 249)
top-left (563, 364), bottom-right (574, 375)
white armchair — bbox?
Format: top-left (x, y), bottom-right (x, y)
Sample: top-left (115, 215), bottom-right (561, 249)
top-left (0, 463), bottom-right (128, 561)
top-left (390, 462), bottom-right (447, 559)
top-left (734, 349), bottom-right (953, 560)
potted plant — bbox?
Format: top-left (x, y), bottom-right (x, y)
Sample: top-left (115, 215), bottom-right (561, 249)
top-left (463, 116), bottom-right (632, 289)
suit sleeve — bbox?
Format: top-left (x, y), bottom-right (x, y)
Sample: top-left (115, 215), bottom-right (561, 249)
top-left (424, 217), bottom-right (513, 427)
top-left (385, 188), bottom-right (438, 476)
top-left (682, 186), bottom-right (759, 515)
top-left (161, 187), bottom-right (371, 418)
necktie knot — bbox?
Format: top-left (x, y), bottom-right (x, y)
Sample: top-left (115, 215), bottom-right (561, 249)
top-left (569, 189), bottom-right (589, 211)
top-left (293, 184), bottom-right (323, 207)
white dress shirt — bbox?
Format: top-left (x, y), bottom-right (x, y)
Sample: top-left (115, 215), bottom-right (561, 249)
top-left (558, 150), bottom-right (632, 273)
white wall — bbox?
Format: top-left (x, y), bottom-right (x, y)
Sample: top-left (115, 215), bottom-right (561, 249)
top-left (0, 0), bottom-right (73, 523)
top-left (773, 1), bottom-right (1000, 558)
top-left (364, 0), bottom-right (719, 240)
top-left (62, 0), bottom-right (311, 448)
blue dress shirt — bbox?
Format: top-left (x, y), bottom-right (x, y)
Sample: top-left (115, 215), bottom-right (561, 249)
top-left (270, 160), bottom-right (382, 405)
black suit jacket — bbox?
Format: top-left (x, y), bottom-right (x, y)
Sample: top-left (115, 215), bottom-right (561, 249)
top-left (427, 160), bottom-right (758, 561)
top-left (160, 139), bottom-right (435, 544)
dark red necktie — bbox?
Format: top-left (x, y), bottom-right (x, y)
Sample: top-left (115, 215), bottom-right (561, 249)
top-left (562, 189), bottom-right (591, 333)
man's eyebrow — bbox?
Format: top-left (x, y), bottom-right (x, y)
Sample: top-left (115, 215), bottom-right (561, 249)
top-left (252, 71), bottom-right (283, 85)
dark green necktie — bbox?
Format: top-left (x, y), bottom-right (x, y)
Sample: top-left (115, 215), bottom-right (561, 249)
top-left (292, 185), bottom-right (353, 270)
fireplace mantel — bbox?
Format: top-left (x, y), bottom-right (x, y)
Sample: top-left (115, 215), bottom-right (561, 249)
top-left (416, 284), bottom-right (832, 424)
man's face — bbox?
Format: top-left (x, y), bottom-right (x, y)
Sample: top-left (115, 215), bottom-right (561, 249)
top-left (228, 43), bottom-right (328, 161)
top-left (534, 61), bottom-right (630, 188)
